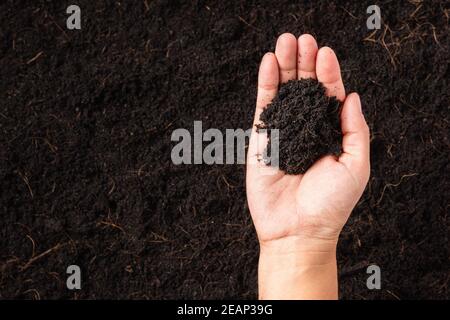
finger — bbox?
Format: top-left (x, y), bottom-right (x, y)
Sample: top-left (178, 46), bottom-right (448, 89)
top-left (297, 34), bottom-right (318, 79)
top-left (255, 52), bottom-right (279, 121)
top-left (316, 46), bottom-right (345, 101)
top-left (338, 93), bottom-right (370, 183)
top-left (251, 52), bottom-right (278, 159)
top-left (248, 52), bottom-right (281, 178)
top-left (275, 33), bottom-right (297, 83)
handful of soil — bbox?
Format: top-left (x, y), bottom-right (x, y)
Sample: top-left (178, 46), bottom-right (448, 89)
top-left (257, 78), bottom-right (342, 175)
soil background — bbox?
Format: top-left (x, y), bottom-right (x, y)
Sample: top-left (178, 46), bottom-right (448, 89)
top-left (0, 0), bottom-right (449, 299)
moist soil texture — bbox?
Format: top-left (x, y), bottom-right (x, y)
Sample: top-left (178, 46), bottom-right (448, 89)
top-left (258, 79), bottom-right (341, 174)
top-left (0, 0), bottom-right (449, 299)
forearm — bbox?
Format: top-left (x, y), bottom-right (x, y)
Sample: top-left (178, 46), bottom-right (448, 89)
top-left (258, 237), bottom-right (338, 300)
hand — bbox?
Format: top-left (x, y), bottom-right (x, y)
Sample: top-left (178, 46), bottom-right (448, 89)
top-left (246, 33), bottom-right (370, 299)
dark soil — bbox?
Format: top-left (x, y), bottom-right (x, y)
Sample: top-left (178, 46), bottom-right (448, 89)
top-left (0, 0), bottom-right (449, 299)
top-left (257, 79), bottom-right (341, 174)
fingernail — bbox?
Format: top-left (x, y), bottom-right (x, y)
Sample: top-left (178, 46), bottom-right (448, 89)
top-left (263, 52), bottom-right (273, 60)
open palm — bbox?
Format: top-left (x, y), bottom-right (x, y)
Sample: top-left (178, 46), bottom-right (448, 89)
top-left (247, 34), bottom-right (370, 245)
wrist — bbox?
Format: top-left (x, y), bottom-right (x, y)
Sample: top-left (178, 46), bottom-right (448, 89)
top-left (259, 235), bottom-right (338, 261)
top-left (258, 236), bottom-right (338, 300)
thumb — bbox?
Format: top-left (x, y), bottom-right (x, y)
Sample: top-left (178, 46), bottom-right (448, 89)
top-left (338, 93), bottom-right (370, 184)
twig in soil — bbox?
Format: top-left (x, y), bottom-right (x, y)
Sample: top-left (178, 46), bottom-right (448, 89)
top-left (166, 40), bottom-right (180, 58)
top-left (409, 4), bottom-right (423, 18)
top-left (237, 16), bottom-right (261, 32)
top-left (98, 220), bottom-right (126, 234)
top-left (23, 289), bottom-right (41, 300)
top-left (224, 223), bottom-right (243, 228)
top-left (386, 290), bottom-right (401, 300)
top-left (339, 261), bottom-right (370, 277)
top-left (399, 97), bottom-right (433, 117)
top-left (418, 22), bottom-right (441, 46)
top-left (20, 243), bottom-right (66, 271)
top-left (26, 51), bottom-right (43, 64)
top-left (143, 0), bottom-right (150, 12)
top-left (31, 137), bottom-right (58, 153)
top-left (47, 271), bottom-right (63, 286)
top-left (16, 171), bottom-right (34, 198)
top-left (339, 6), bottom-right (357, 20)
top-left (46, 11), bottom-right (70, 41)
top-left (363, 30), bottom-right (378, 43)
top-left (220, 175), bottom-right (235, 189)
top-left (148, 232), bottom-right (170, 243)
top-left (380, 24), bottom-right (397, 69)
top-left (176, 224), bottom-right (191, 237)
top-left (376, 173), bottom-right (419, 205)
top-left (26, 235), bottom-right (36, 257)
top-left (443, 7), bottom-right (450, 22)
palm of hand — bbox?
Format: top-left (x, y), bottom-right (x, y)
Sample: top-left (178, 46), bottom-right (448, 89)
top-left (247, 34), bottom-right (370, 244)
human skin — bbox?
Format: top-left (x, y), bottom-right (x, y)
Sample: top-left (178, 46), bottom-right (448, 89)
top-left (246, 33), bottom-right (370, 299)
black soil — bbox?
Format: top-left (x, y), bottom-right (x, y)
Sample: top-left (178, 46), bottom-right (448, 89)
top-left (258, 79), bottom-right (341, 174)
top-left (1, 1), bottom-right (449, 299)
